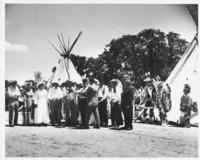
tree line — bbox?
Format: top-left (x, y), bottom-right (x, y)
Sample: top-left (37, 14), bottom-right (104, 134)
top-left (69, 28), bottom-right (188, 88)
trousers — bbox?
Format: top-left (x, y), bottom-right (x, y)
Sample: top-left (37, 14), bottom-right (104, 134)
top-left (98, 99), bottom-right (108, 126)
top-left (85, 98), bottom-right (100, 127)
top-left (22, 100), bottom-right (32, 125)
top-left (9, 101), bottom-right (19, 126)
top-left (78, 98), bottom-right (87, 125)
top-left (50, 99), bottom-right (62, 125)
top-left (143, 100), bottom-right (154, 118)
top-left (122, 104), bottom-right (133, 128)
top-left (64, 98), bottom-right (79, 126)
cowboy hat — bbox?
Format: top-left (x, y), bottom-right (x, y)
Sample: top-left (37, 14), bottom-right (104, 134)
top-left (8, 80), bottom-right (17, 86)
top-left (110, 79), bottom-right (119, 83)
top-left (144, 77), bottom-right (152, 82)
top-left (37, 81), bottom-right (45, 87)
top-left (52, 82), bottom-right (59, 85)
top-left (25, 80), bottom-right (34, 83)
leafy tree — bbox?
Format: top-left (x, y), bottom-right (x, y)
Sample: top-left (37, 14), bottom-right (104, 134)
top-left (70, 54), bottom-right (87, 76)
top-left (69, 29), bottom-right (188, 87)
top-left (166, 32), bottom-right (189, 72)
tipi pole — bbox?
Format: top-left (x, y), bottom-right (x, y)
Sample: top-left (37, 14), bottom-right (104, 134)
top-left (61, 33), bottom-right (68, 53)
top-left (57, 35), bottom-right (66, 54)
top-left (67, 38), bottom-right (70, 50)
top-left (47, 39), bottom-right (62, 55)
top-left (68, 31), bottom-right (82, 54)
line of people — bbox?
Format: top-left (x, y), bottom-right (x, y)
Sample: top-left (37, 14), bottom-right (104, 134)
top-left (134, 77), bottom-right (171, 125)
top-left (6, 78), bottom-right (135, 130)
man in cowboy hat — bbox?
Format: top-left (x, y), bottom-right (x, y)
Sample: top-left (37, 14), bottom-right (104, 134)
top-left (180, 84), bottom-right (193, 128)
top-left (98, 77), bottom-right (109, 127)
top-left (8, 80), bottom-right (21, 126)
top-left (66, 82), bottom-right (79, 126)
top-left (121, 79), bottom-right (135, 130)
top-left (48, 81), bottom-right (63, 126)
top-left (78, 78), bottom-right (100, 129)
top-left (76, 78), bottom-right (89, 126)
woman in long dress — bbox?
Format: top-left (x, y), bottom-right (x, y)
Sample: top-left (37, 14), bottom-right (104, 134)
top-left (109, 79), bottom-right (123, 128)
top-left (34, 82), bottom-right (50, 126)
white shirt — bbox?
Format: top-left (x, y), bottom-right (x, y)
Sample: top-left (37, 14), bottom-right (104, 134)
top-left (90, 84), bottom-right (99, 91)
top-left (98, 85), bottom-right (109, 101)
top-left (48, 87), bottom-right (63, 100)
top-left (8, 86), bottom-right (20, 98)
top-left (62, 87), bottom-right (68, 97)
top-left (27, 89), bottom-right (34, 98)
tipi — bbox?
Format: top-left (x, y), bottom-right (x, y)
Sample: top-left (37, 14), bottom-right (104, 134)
top-left (165, 5), bottom-right (199, 124)
top-left (48, 32), bottom-right (83, 84)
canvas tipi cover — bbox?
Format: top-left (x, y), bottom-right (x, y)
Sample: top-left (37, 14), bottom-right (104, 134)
top-left (165, 34), bottom-right (199, 124)
top-left (52, 58), bottom-right (82, 84)
top-left (165, 5), bottom-right (199, 124)
top-left (48, 32), bottom-right (83, 84)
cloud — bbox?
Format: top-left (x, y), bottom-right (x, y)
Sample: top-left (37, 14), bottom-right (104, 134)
top-left (5, 41), bottom-right (29, 53)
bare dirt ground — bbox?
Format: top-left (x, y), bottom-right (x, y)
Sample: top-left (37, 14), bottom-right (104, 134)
top-left (5, 121), bottom-right (198, 157)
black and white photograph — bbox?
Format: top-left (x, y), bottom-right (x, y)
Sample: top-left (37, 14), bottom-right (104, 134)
top-left (1, 0), bottom-right (199, 158)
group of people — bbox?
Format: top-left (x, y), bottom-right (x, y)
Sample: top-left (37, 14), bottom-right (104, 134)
top-left (5, 77), bottom-right (135, 130)
top-left (134, 76), bottom-right (198, 128)
top-left (5, 74), bottom-right (197, 129)
top-left (134, 77), bottom-right (172, 125)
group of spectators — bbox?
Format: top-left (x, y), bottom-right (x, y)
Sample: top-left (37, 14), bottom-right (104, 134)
top-left (5, 75), bottom-right (197, 129)
top-left (5, 78), bottom-right (135, 130)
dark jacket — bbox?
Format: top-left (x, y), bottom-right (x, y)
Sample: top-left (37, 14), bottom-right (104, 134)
top-left (121, 87), bottom-right (135, 107)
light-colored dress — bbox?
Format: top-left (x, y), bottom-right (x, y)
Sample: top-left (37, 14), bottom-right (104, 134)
top-left (34, 89), bottom-right (50, 124)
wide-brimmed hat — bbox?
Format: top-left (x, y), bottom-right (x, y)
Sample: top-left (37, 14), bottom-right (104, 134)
top-left (60, 82), bottom-right (66, 87)
top-left (110, 79), bottom-right (122, 87)
top-left (110, 80), bottom-right (118, 86)
top-left (110, 79), bottom-right (118, 83)
top-left (52, 82), bottom-right (59, 86)
top-left (144, 77), bottom-right (152, 82)
top-left (25, 80), bottom-right (34, 83)
top-left (37, 81), bottom-right (45, 87)
top-left (61, 80), bottom-right (73, 87)
top-left (9, 80), bottom-right (17, 86)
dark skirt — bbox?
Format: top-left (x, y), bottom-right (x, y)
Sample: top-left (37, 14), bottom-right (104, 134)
top-left (111, 101), bottom-right (123, 126)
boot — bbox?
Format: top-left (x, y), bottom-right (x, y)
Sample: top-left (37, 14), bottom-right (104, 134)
top-left (185, 118), bottom-right (190, 128)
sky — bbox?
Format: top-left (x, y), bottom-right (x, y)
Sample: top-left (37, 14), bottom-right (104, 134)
top-left (5, 4), bottom-right (197, 84)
